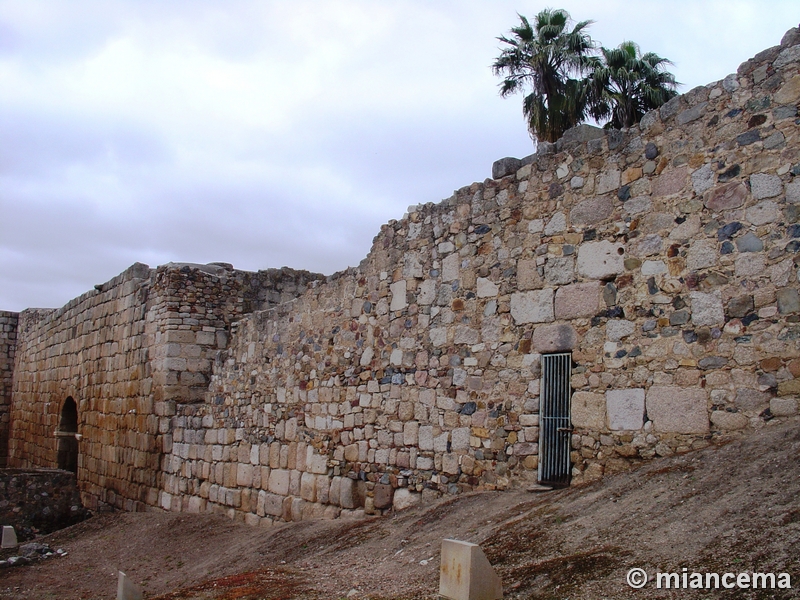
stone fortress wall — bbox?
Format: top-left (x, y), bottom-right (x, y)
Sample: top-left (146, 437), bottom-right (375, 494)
top-left (6, 26), bottom-right (800, 524)
top-left (6, 263), bottom-right (323, 510)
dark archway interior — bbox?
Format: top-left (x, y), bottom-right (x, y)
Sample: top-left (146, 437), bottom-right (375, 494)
top-left (57, 397), bottom-right (79, 473)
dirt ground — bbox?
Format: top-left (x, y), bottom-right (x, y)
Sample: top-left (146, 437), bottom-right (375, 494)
top-left (1, 418), bottom-right (798, 599)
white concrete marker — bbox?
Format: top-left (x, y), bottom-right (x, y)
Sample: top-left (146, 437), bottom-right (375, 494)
top-left (1, 526), bottom-right (17, 549)
top-left (117, 571), bottom-right (144, 600)
top-left (439, 538), bottom-right (503, 600)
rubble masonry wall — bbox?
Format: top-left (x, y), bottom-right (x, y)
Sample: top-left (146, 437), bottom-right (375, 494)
top-left (156, 29), bottom-right (800, 525)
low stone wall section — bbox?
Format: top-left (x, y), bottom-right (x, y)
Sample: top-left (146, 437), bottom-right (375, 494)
top-left (0, 469), bottom-right (88, 541)
top-left (158, 28), bottom-right (800, 525)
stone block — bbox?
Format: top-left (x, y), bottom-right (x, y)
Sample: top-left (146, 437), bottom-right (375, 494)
top-left (403, 251), bottom-right (423, 279)
top-left (531, 323), bottom-right (578, 353)
top-left (268, 469), bottom-right (290, 496)
top-left (329, 477), bottom-right (342, 507)
top-left (163, 330), bottom-right (196, 344)
top-left (261, 492), bottom-right (283, 516)
top-left (439, 539), bottom-right (503, 600)
top-left (476, 278), bottom-right (499, 298)
top-left (451, 427), bottom-right (470, 451)
top-left (403, 421), bottom-right (419, 446)
top-left (770, 397), bottom-right (798, 417)
top-left (454, 326), bottom-right (479, 345)
top-left (624, 196), bottom-right (652, 216)
top-left (237, 463), bottom-right (254, 487)
top-left (677, 102), bottom-right (707, 125)
top-left (652, 166), bottom-right (687, 196)
top-left (543, 212), bottom-right (566, 235)
top-left (669, 214), bottom-right (700, 240)
top-left (373, 483), bottom-right (394, 509)
top-left (686, 240), bottom-right (717, 270)
top-left (544, 257), bottom-right (575, 285)
top-left (442, 453), bottom-right (460, 475)
top-left (560, 123), bottom-right (605, 144)
top-left (569, 197), bottom-right (613, 226)
top-left (577, 241), bottom-right (625, 280)
top-left (646, 386), bottom-right (709, 434)
top-left (606, 320), bottom-right (635, 341)
top-left (308, 451), bottom-right (328, 474)
top-left (316, 475), bottom-right (330, 504)
top-left (418, 279), bottom-right (436, 304)
top-left (492, 156), bottom-right (522, 179)
top-left (291, 497), bottom-right (305, 521)
top-left (705, 182), bottom-right (746, 211)
top-left (606, 389), bottom-right (645, 431)
top-left (746, 201), bottom-right (780, 226)
top-left (630, 234), bottom-right (662, 257)
top-left (710, 411), bottom-right (748, 430)
top-left (430, 327), bottom-right (448, 347)
top-left (117, 571), bottom-right (143, 600)
top-left (750, 173), bottom-right (782, 199)
top-left (775, 74), bottom-right (800, 104)
top-left (300, 472), bottom-right (316, 502)
top-left (393, 488), bottom-right (421, 511)
top-left (777, 289), bottom-right (800, 314)
top-left (510, 289), bottom-right (554, 324)
top-left (419, 425), bottom-right (434, 451)
top-left (787, 180), bottom-right (800, 204)
top-left (514, 443), bottom-right (538, 456)
top-left (690, 291), bottom-right (724, 326)
top-left (390, 280), bottom-right (407, 312)
top-left (642, 212), bottom-right (675, 233)
top-left (516, 259), bottom-right (541, 290)
top-left (443, 253), bottom-right (461, 282)
top-left (641, 260), bottom-right (667, 275)
top-left (344, 443), bottom-right (359, 462)
top-left (735, 254), bottom-right (766, 278)
top-left (595, 169), bottom-right (621, 195)
top-left (735, 388), bottom-right (771, 412)
top-left (554, 283), bottom-right (601, 319)
top-left (417, 456), bottom-right (434, 470)
top-left (727, 295), bottom-right (754, 318)
top-left (1, 526), bottom-right (16, 549)
top-left (571, 392), bottom-right (606, 430)
top-left (340, 477), bottom-right (358, 509)
top-left (691, 164), bottom-right (714, 193)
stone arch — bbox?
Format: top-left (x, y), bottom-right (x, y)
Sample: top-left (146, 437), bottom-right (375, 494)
top-left (57, 396), bottom-right (79, 473)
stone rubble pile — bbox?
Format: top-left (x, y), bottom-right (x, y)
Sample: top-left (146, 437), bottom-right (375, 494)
top-left (0, 542), bottom-right (66, 569)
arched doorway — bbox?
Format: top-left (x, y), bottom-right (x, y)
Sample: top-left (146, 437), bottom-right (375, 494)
top-left (57, 397), bottom-right (79, 473)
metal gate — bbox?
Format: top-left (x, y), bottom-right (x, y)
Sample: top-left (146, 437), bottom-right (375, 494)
top-left (538, 353), bottom-right (573, 487)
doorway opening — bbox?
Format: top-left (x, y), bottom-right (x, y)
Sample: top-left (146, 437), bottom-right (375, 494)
top-left (538, 353), bottom-right (573, 487)
top-left (57, 397), bottom-right (79, 473)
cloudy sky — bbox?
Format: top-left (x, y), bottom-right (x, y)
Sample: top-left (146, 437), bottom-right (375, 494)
top-left (1, 1), bottom-right (797, 312)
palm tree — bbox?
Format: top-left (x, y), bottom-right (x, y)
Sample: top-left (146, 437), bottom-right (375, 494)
top-left (492, 9), bottom-right (596, 143)
top-left (587, 41), bottom-right (678, 129)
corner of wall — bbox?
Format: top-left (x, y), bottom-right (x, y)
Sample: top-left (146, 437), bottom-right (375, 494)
top-left (0, 311), bottom-right (19, 467)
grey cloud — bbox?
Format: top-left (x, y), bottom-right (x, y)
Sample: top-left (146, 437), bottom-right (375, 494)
top-left (0, 110), bottom-right (170, 176)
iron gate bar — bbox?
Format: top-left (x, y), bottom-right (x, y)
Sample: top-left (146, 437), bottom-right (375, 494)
top-left (538, 352), bottom-right (572, 487)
